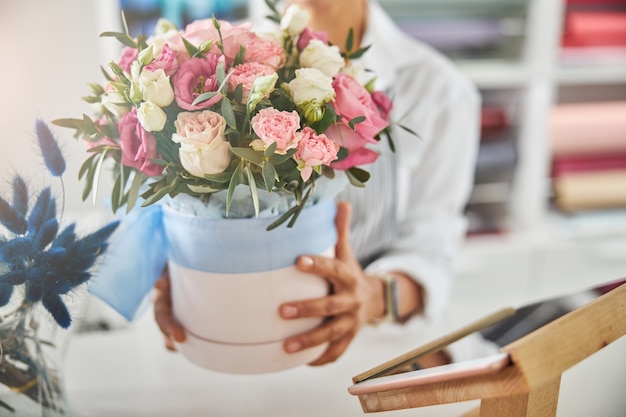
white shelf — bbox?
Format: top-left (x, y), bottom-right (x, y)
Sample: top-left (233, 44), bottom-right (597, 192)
top-left (456, 59), bottom-right (531, 88)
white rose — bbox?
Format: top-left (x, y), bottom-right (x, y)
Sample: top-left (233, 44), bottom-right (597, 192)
top-left (139, 68), bottom-right (174, 107)
top-left (280, 4), bottom-right (310, 36)
top-left (148, 19), bottom-right (180, 55)
top-left (288, 68), bottom-right (335, 106)
top-left (137, 100), bottom-right (167, 132)
top-left (299, 40), bottom-right (345, 77)
top-left (172, 110), bottom-right (231, 177)
top-left (178, 140), bottom-right (232, 178)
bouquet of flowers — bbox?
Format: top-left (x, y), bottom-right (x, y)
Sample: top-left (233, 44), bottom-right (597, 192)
top-left (0, 120), bottom-right (119, 414)
top-left (53, 0), bottom-right (395, 229)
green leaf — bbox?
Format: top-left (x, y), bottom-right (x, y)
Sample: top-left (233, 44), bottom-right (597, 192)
top-left (345, 167), bottom-right (370, 187)
top-left (231, 147), bottom-right (264, 165)
top-left (100, 31), bottom-right (137, 48)
top-left (348, 115), bottom-right (366, 130)
top-left (181, 36), bottom-right (201, 58)
top-left (263, 142), bottom-right (277, 157)
top-left (126, 171), bottom-right (145, 213)
top-left (262, 162), bottom-right (276, 192)
top-left (141, 176), bottom-right (179, 207)
top-left (347, 45), bottom-right (371, 60)
top-left (268, 148), bottom-right (297, 165)
top-left (234, 45), bottom-right (246, 67)
top-left (310, 104), bottom-right (336, 134)
top-left (225, 163), bottom-right (243, 216)
top-left (204, 170), bottom-right (234, 183)
top-left (91, 151), bottom-right (107, 206)
top-left (221, 99), bottom-right (237, 129)
top-left (245, 165), bottom-right (260, 217)
top-left (234, 83), bottom-right (243, 105)
top-left (398, 123), bottom-right (421, 139)
top-left (345, 28), bottom-right (354, 53)
top-left (266, 203), bottom-right (299, 231)
top-left (192, 91), bottom-right (219, 107)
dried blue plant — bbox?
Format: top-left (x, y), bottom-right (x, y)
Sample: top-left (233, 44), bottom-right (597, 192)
top-left (0, 119), bottom-right (119, 328)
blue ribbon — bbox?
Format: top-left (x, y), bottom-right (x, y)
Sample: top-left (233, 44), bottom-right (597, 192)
top-left (89, 200), bottom-right (337, 321)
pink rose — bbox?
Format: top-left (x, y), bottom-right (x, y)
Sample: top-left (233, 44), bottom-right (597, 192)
top-left (294, 127), bottom-right (338, 181)
top-left (118, 46), bottom-right (138, 73)
top-left (297, 27), bottom-right (328, 51)
top-left (250, 108), bottom-right (301, 153)
top-left (145, 44), bottom-right (179, 77)
top-left (182, 19), bottom-right (256, 65)
top-left (172, 110), bottom-right (231, 178)
top-left (326, 123), bottom-right (379, 170)
top-left (244, 36), bottom-right (286, 70)
top-left (118, 108), bottom-right (163, 176)
top-left (331, 73), bottom-right (389, 142)
top-left (172, 55), bottom-right (222, 111)
top-left (371, 90), bottom-right (394, 122)
top-left (228, 63), bottom-right (276, 102)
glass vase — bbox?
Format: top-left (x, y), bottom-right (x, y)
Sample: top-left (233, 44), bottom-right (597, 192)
top-left (0, 307), bottom-right (68, 416)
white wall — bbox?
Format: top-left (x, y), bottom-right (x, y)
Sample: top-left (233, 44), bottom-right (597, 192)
top-left (0, 0), bottom-right (121, 221)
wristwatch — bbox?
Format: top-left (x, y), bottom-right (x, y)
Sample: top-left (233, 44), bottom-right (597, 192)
top-left (371, 273), bottom-right (399, 324)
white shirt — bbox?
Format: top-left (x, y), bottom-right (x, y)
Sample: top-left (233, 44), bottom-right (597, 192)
top-left (251, 0), bottom-right (481, 322)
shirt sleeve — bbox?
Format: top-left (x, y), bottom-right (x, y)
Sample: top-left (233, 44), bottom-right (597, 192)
top-left (366, 66), bottom-right (481, 323)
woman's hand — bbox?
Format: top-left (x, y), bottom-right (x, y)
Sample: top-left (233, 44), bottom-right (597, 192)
top-left (153, 268), bottom-right (186, 351)
top-left (279, 201), bottom-right (386, 366)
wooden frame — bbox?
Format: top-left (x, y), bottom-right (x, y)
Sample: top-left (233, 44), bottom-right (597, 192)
top-left (351, 282), bottom-right (626, 417)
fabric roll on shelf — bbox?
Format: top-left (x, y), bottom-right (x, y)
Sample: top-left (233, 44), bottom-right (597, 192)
top-left (562, 12), bottom-right (626, 48)
top-left (553, 169), bottom-right (626, 212)
top-left (474, 135), bottom-right (518, 184)
top-left (551, 153), bottom-right (626, 177)
top-left (550, 101), bottom-right (626, 157)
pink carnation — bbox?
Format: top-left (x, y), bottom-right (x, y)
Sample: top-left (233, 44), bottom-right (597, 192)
top-left (228, 63), bottom-right (276, 102)
top-left (250, 108), bottom-right (301, 153)
top-left (294, 127), bottom-right (338, 181)
top-left (244, 36), bottom-right (286, 70)
top-left (118, 108), bottom-right (163, 176)
top-left (172, 55), bottom-right (223, 111)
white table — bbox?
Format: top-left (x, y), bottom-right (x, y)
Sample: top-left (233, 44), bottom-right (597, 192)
top-left (64, 304), bottom-right (626, 417)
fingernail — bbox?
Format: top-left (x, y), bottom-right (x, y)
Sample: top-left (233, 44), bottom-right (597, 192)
top-left (299, 256), bottom-right (314, 269)
top-left (281, 305), bottom-right (298, 318)
top-left (285, 340), bottom-right (302, 353)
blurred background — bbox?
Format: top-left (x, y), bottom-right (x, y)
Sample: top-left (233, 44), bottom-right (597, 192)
top-left (0, 0), bottom-right (625, 416)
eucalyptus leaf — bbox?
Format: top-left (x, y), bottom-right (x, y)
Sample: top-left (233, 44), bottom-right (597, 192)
top-left (231, 147), bottom-right (264, 165)
top-left (126, 171), bottom-right (145, 213)
top-left (221, 99), bottom-right (237, 129)
top-left (100, 31), bottom-right (137, 48)
top-left (245, 165), bottom-right (260, 217)
top-left (225, 163), bottom-right (243, 216)
top-left (262, 162), bottom-right (276, 192)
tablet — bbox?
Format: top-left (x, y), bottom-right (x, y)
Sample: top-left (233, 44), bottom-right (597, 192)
top-left (348, 352), bottom-right (511, 395)
top-left (348, 278), bottom-right (625, 395)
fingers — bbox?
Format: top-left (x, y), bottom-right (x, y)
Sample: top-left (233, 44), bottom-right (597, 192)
top-left (280, 293), bottom-right (356, 319)
top-left (283, 314), bottom-right (356, 362)
top-left (153, 274), bottom-right (186, 350)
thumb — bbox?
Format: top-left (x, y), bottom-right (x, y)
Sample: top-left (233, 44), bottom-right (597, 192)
top-left (334, 201), bottom-right (355, 261)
